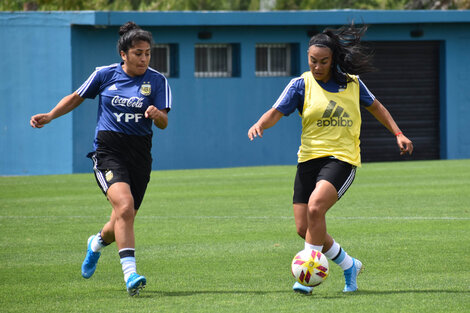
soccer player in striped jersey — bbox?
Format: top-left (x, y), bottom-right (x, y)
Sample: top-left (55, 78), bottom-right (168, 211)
top-left (248, 24), bottom-right (413, 295)
top-left (30, 21), bottom-right (172, 296)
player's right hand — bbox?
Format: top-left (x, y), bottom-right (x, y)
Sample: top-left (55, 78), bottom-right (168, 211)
top-left (30, 113), bottom-right (52, 128)
top-left (248, 124), bottom-right (264, 141)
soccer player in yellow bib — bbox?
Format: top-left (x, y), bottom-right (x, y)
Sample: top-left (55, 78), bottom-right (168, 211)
top-left (248, 24), bottom-right (413, 294)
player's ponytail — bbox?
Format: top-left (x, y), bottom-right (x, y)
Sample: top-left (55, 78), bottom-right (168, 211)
top-left (117, 21), bottom-right (153, 54)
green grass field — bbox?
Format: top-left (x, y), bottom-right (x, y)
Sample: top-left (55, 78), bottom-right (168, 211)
top-left (1, 159), bottom-right (469, 312)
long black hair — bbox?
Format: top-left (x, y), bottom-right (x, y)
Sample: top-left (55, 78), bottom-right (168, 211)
top-left (117, 21), bottom-right (153, 55)
top-left (309, 23), bottom-right (375, 84)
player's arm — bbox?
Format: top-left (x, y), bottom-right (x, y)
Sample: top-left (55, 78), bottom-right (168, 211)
top-left (248, 108), bottom-right (284, 141)
top-left (30, 92), bottom-right (84, 128)
top-left (145, 106), bottom-right (169, 130)
top-left (365, 99), bottom-right (413, 155)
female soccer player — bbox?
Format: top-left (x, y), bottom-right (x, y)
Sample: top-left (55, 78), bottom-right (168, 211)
top-left (248, 24), bottom-right (413, 294)
top-left (30, 21), bottom-right (172, 296)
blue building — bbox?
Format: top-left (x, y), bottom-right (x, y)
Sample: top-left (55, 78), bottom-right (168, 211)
top-left (1, 10), bottom-right (470, 175)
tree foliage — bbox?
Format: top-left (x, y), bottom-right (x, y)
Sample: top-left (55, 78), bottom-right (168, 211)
top-left (1, 0), bottom-right (469, 11)
top-left (0, 0), bottom-right (259, 11)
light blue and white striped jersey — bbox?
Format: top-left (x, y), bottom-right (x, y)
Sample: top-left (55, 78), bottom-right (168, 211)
top-left (76, 62), bottom-right (172, 147)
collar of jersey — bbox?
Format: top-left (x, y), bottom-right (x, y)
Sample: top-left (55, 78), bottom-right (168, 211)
top-left (315, 78), bottom-right (347, 93)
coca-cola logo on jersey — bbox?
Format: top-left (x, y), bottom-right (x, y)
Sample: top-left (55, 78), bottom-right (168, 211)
top-left (111, 96), bottom-right (144, 108)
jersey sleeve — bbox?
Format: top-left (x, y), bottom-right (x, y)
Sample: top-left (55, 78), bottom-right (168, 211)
top-left (272, 77), bottom-right (305, 116)
top-left (75, 67), bottom-right (105, 99)
top-left (152, 75), bottom-right (172, 112)
top-left (358, 77), bottom-right (375, 107)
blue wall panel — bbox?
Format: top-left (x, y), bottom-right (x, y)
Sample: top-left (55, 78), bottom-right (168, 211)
top-left (444, 36), bottom-right (470, 159)
top-left (0, 16), bottom-right (74, 175)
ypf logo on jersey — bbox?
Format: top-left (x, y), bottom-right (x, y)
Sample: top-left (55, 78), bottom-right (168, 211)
top-left (140, 82), bottom-right (151, 96)
top-left (317, 100), bottom-right (353, 127)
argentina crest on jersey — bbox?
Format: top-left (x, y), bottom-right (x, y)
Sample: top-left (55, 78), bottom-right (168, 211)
top-left (140, 82), bottom-right (151, 96)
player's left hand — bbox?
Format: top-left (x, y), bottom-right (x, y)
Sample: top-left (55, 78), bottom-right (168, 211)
top-left (396, 133), bottom-right (413, 155)
top-left (144, 105), bottom-right (160, 120)
top-left (145, 105), bottom-right (168, 129)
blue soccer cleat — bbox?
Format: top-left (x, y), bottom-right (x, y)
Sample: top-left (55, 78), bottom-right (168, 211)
top-left (293, 281), bottom-right (313, 295)
top-left (126, 273), bottom-right (147, 296)
top-left (343, 258), bottom-right (363, 292)
top-left (81, 235), bottom-right (101, 279)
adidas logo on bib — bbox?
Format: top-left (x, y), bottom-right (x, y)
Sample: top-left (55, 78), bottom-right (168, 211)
top-left (317, 100), bottom-right (353, 127)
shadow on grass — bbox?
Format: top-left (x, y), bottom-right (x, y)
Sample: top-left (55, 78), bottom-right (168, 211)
top-left (141, 290), bottom-right (290, 297)
top-left (117, 288), bottom-right (469, 299)
top-left (132, 289), bottom-right (344, 299)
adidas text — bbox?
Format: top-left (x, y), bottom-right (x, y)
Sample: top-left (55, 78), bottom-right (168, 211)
top-left (317, 117), bottom-right (353, 127)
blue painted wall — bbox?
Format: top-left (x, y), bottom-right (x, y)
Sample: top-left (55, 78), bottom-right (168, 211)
top-left (0, 14), bottom-right (74, 175)
top-left (1, 11), bottom-right (470, 175)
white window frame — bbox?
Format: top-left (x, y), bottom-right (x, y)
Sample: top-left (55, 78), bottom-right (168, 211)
top-left (255, 43), bottom-right (291, 77)
top-left (150, 44), bottom-right (170, 77)
top-left (195, 44), bottom-right (232, 78)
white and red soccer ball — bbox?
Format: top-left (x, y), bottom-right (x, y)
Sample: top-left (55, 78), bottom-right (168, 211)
top-left (291, 249), bottom-right (329, 287)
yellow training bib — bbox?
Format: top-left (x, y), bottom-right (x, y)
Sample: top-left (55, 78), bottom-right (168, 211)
top-left (298, 71), bottom-right (362, 166)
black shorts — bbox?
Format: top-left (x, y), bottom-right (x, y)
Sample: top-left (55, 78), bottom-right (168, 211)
top-left (88, 151), bottom-right (150, 210)
top-left (88, 131), bottom-right (152, 210)
top-left (293, 157), bottom-right (356, 204)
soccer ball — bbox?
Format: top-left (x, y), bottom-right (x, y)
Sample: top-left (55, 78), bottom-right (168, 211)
top-left (291, 249), bottom-right (329, 287)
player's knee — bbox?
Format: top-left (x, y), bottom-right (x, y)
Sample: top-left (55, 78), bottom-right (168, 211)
top-left (113, 198), bottom-right (135, 221)
top-left (307, 201), bottom-right (327, 219)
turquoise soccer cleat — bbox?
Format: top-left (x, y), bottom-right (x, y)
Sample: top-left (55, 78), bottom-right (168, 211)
top-left (343, 258), bottom-right (363, 292)
top-left (293, 281), bottom-right (313, 295)
top-left (81, 235), bottom-right (101, 279)
top-left (126, 273), bottom-right (147, 296)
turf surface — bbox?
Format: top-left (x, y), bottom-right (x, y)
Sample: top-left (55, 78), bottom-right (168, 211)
top-left (1, 159), bottom-right (469, 312)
